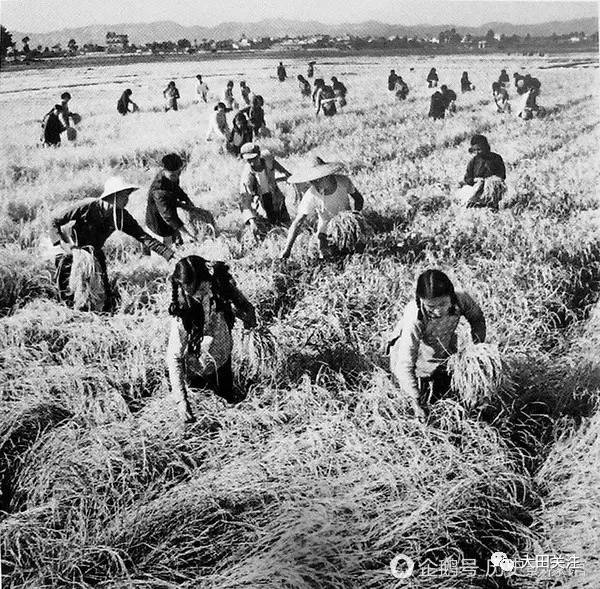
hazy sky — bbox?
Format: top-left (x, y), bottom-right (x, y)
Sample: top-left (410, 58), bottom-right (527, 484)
top-left (1, 0), bottom-right (597, 32)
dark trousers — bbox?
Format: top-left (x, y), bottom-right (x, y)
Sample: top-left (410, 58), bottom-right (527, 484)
top-left (187, 358), bottom-right (245, 404)
top-left (55, 247), bottom-right (111, 310)
top-left (418, 366), bottom-right (453, 410)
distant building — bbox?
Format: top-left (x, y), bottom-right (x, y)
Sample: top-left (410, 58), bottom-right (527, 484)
top-left (478, 40), bottom-right (488, 49)
top-left (106, 32), bottom-right (129, 53)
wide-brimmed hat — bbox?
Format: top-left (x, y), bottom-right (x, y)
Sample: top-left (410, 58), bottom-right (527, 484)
top-left (99, 176), bottom-right (139, 200)
top-left (287, 156), bottom-right (343, 184)
top-left (240, 143), bottom-right (261, 160)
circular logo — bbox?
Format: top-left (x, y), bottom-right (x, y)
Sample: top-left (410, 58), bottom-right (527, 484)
top-left (390, 554), bottom-right (415, 579)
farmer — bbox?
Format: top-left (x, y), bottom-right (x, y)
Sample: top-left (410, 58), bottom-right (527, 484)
top-left (280, 156), bottom-right (364, 259)
top-left (331, 76), bottom-right (348, 108)
top-left (388, 69), bottom-right (399, 91)
top-left (499, 69), bottom-right (510, 85)
top-left (241, 95), bottom-right (267, 139)
top-left (277, 61), bottom-right (287, 82)
top-left (42, 104), bottom-right (65, 146)
top-left (312, 78), bottom-right (324, 105)
top-left (387, 269), bottom-right (486, 419)
top-left (428, 89), bottom-right (446, 120)
top-left (298, 74), bottom-right (312, 98)
top-left (60, 92), bottom-right (73, 128)
top-left (460, 134), bottom-right (507, 209)
top-left (460, 71), bottom-right (474, 93)
top-left (205, 102), bottom-right (231, 142)
top-left (427, 68), bottom-right (438, 88)
top-left (514, 72), bottom-right (526, 94)
top-left (166, 255), bottom-right (257, 422)
top-left (239, 143), bottom-right (291, 232)
top-left (226, 112), bottom-right (253, 157)
top-left (394, 76), bottom-right (409, 101)
top-left (307, 61), bottom-right (315, 78)
top-left (315, 81), bottom-right (337, 117)
top-left (163, 81), bottom-right (180, 111)
top-left (492, 82), bottom-right (511, 113)
top-left (440, 84), bottom-right (457, 113)
top-left (223, 80), bottom-right (238, 110)
top-left (195, 75), bottom-right (209, 103)
top-left (51, 177), bottom-right (174, 309)
top-left (145, 153), bottom-right (198, 247)
top-left (523, 74), bottom-right (541, 109)
top-left (240, 80), bottom-right (252, 106)
top-left (117, 89), bottom-right (138, 115)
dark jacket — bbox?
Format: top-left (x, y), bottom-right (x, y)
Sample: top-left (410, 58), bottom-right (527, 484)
top-left (442, 88), bottom-right (457, 107)
top-left (117, 92), bottom-right (131, 115)
top-left (43, 112), bottom-right (65, 145)
top-left (51, 197), bottom-right (172, 259)
top-left (388, 73), bottom-right (398, 91)
top-left (428, 91), bottom-right (446, 119)
top-left (146, 172), bottom-right (194, 237)
top-left (464, 152), bottom-right (506, 185)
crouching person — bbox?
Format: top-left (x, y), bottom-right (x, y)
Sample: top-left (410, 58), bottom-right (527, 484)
top-left (457, 134), bottom-right (507, 210)
top-left (166, 256), bottom-right (257, 423)
top-left (51, 177), bottom-right (174, 311)
top-left (387, 269), bottom-right (486, 419)
top-left (280, 156), bottom-right (364, 260)
top-left (240, 142), bottom-right (291, 238)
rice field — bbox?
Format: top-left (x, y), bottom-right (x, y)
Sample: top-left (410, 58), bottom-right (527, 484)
top-left (0, 52), bottom-right (599, 588)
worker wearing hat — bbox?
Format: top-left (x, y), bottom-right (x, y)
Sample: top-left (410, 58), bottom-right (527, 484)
top-left (145, 153), bottom-right (198, 248)
top-left (51, 176), bottom-right (174, 309)
top-left (239, 143), bottom-right (291, 233)
top-left (280, 156), bottom-right (364, 259)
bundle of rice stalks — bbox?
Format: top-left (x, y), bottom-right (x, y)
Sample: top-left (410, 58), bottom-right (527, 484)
top-left (181, 206), bottom-right (217, 241)
top-left (68, 247), bottom-right (105, 311)
top-left (234, 324), bottom-right (282, 385)
top-left (447, 343), bottom-right (512, 407)
top-left (327, 211), bottom-right (372, 255)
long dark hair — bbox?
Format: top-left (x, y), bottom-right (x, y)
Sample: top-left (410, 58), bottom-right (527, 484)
top-left (415, 269), bottom-right (459, 320)
top-left (169, 256), bottom-right (237, 353)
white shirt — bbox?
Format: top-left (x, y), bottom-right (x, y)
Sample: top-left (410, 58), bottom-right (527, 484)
top-left (196, 80), bottom-right (209, 94)
top-left (297, 175), bottom-right (355, 230)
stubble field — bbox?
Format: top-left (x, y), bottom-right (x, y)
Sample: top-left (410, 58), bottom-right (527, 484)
top-left (0, 53), bottom-right (599, 588)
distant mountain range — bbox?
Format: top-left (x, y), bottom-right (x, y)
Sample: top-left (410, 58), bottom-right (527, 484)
top-left (10, 17), bottom-right (598, 48)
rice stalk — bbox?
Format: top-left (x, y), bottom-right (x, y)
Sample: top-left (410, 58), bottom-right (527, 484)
top-left (327, 211), bottom-right (373, 254)
top-left (447, 343), bottom-right (513, 407)
top-left (68, 247), bottom-right (105, 312)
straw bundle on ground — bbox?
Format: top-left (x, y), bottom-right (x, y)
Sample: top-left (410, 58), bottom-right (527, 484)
top-left (326, 211), bottom-right (372, 254)
top-left (68, 247), bottom-right (105, 311)
top-left (241, 217), bottom-right (271, 252)
top-left (447, 342), bottom-right (511, 407)
top-left (181, 206), bottom-right (217, 241)
top-left (234, 325), bottom-right (281, 384)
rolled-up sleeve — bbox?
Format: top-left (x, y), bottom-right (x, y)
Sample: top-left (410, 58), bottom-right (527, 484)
top-left (389, 301), bottom-right (422, 402)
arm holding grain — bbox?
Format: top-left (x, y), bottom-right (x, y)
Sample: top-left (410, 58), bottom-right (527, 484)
top-left (120, 210), bottom-right (175, 260)
top-left (457, 292), bottom-right (486, 343)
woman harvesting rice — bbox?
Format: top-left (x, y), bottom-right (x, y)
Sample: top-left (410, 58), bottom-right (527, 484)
top-left (51, 177), bottom-right (174, 311)
top-left (387, 269), bottom-right (486, 419)
top-left (459, 134), bottom-right (507, 210)
top-left (166, 256), bottom-right (257, 422)
top-left (280, 156), bottom-right (364, 259)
